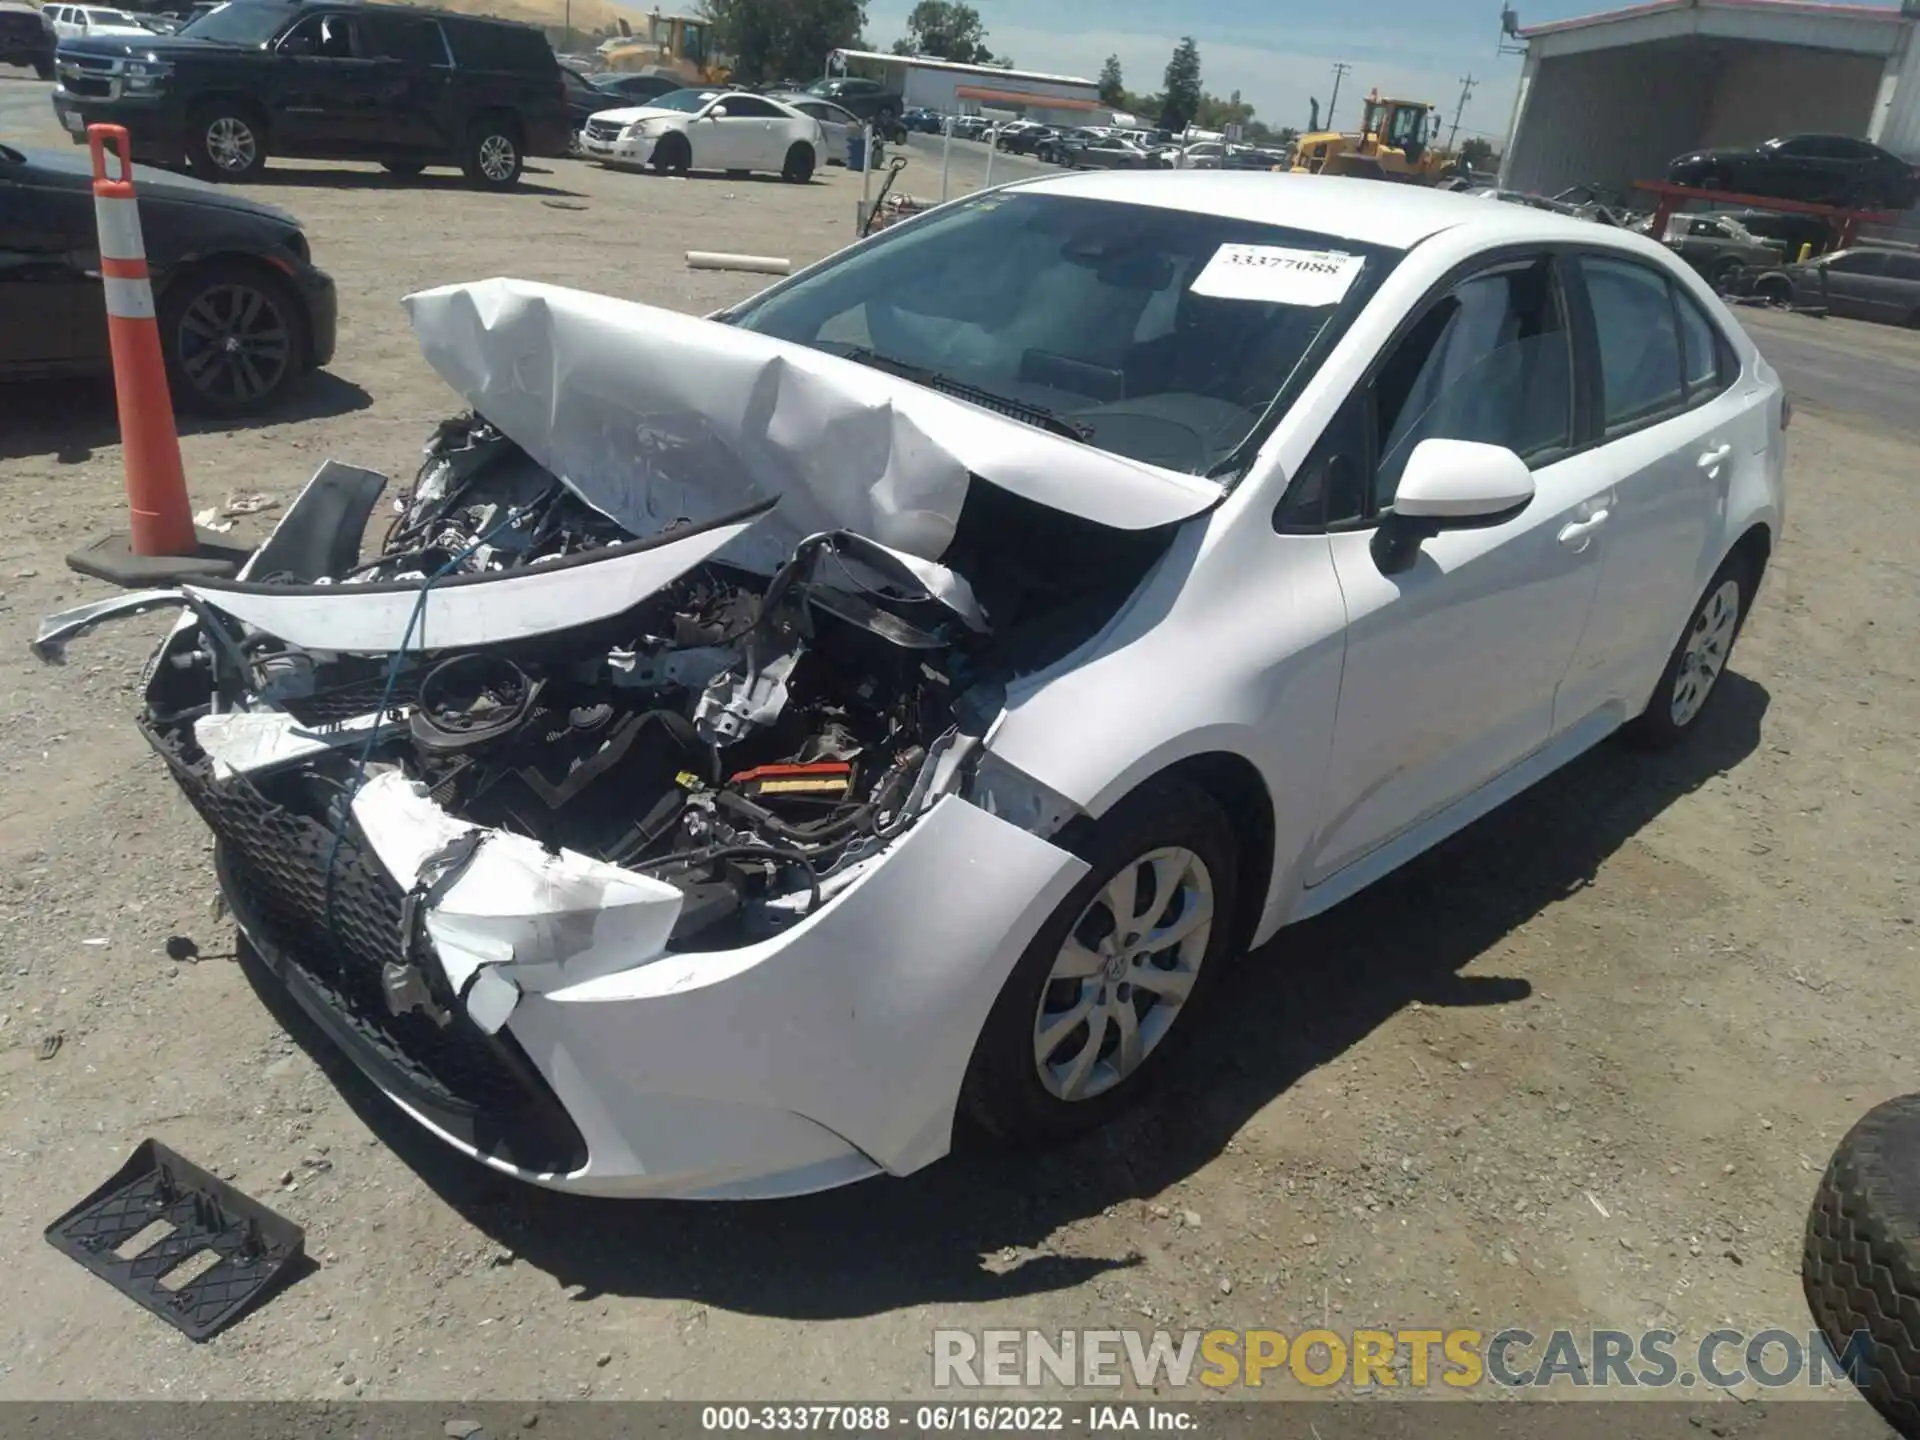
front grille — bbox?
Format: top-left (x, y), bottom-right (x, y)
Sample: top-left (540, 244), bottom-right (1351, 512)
top-left (58, 54), bottom-right (121, 98)
top-left (583, 118), bottom-right (623, 142)
top-left (142, 717), bottom-right (587, 1174)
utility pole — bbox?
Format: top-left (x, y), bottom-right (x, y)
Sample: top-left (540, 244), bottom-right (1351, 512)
top-left (1326, 61), bottom-right (1351, 129)
top-left (1447, 73), bottom-right (1477, 151)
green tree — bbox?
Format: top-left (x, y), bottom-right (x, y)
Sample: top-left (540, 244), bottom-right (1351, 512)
top-left (704, 0), bottom-right (866, 84)
top-left (1159, 36), bottom-right (1201, 133)
top-left (1458, 136), bottom-right (1494, 170)
top-left (890, 0), bottom-right (992, 62)
top-left (1097, 53), bottom-right (1125, 107)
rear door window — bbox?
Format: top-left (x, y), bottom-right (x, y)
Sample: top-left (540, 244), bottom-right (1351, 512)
top-left (363, 11), bottom-right (449, 65)
top-left (445, 19), bottom-right (548, 70)
top-left (1674, 286), bottom-right (1732, 405)
top-left (1579, 256), bottom-right (1686, 434)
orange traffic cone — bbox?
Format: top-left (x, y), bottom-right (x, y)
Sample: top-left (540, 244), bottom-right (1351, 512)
top-left (66, 124), bottom-right (244, 586)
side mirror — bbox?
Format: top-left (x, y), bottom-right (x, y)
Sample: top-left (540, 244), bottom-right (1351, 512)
top-left (1372, 438), bottom-right (1534, 575)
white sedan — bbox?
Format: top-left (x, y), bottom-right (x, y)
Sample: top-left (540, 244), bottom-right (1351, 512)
top-left (39, 173), bottom-right (1784, 1200)
top-left (579, 86), bottom-right (826, 182)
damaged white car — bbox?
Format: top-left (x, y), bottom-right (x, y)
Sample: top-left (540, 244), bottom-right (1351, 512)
top-left (38, 173), bottom-right (1785, 1199)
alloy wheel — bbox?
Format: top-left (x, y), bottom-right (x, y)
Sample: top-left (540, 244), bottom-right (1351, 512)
top-left (175, 283), bottom-right (292, 407)
top-left (1670, 578), bottom-right (1741, 726)
top-left (477, 133), bottom-right (517, 182)
top-left (205, 117), bottom-right (256, 173)
top-left (1032, 846), bottom-right (1214, 1102)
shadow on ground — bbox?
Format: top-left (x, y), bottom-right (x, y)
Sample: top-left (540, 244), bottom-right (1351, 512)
top-left (244, 165), bottom-right (583, 199)
top-left (240, 673), bottom-right (1769, 1319)
top-left (0, 370), bottom-right (373, 463)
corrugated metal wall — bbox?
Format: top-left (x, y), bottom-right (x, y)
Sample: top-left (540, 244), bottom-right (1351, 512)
top-left (1506, 40), bottom-right (1907, 198)
top-left (1699, 47), bottom-right (1881, 146)
top-left (1504, 46), bottom-right (1713, 196)
top-left (899, 69), bottom-right (1097, 115)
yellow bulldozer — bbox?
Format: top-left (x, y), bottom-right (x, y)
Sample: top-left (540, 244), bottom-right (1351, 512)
top-left (1291, 91), bottom-right (1460, 183)
top-left (598, 9), bottom-right (731, 83)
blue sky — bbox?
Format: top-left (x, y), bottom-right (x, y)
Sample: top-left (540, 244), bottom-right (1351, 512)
top-left (858, 0), bottom-right (1888, 146)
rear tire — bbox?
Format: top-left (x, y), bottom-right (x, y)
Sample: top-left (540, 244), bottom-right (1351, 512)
top-left (651, 131), bottom-right (690, 176)
top-left (781, 141), bottom-right (814, 183)
top-left (1623, 553), bottom-right (1754, 750)
top-left (960, 779), bottom-right (1240, 1145)
top-left (33, 55), bottom-right (54, 80)
top-left (186, 100), bottom-right (267, 182)
top-left (157, 261), bottom-right (308, 417)
top-left (461, 117), bottom-right (522, 189)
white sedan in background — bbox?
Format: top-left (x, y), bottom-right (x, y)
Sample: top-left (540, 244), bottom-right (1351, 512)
top-left (41, 174), bottom-right (1786, 1200)
top-left (579, 86), bottom-right (826, 182)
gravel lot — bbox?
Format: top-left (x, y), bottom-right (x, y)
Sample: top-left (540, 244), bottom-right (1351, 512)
top-left (1, 78), bottom-right (1916, 1420)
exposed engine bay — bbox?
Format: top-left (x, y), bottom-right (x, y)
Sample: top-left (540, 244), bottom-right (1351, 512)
top-left (123, 413), bottom-right (1177, 1027)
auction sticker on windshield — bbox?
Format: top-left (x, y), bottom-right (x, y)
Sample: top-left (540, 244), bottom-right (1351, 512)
top-left (1190, 244), bottom-right (1365, 306)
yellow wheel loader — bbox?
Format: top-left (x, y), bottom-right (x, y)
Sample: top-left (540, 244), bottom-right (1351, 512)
top-left (599, 9), bottom-right (731, 83)
top-left (1291, 92), bottom-right (1459, 184)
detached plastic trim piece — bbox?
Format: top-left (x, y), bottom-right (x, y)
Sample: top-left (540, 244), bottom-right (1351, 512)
top-left (44, 1138), bottom-right (307, 1342)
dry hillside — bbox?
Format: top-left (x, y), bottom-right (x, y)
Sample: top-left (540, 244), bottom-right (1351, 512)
top-left (397, 0), bottom-right (647, 41)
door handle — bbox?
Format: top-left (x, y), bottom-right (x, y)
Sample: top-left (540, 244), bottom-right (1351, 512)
top-left (1697, 443), bottom-right (1732, 471)
top-left (1557, 509), bottom-right (1609, 547)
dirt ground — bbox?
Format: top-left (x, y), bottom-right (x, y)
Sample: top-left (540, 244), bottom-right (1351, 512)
top-left (0, 94), bottom-right (1916, 1418)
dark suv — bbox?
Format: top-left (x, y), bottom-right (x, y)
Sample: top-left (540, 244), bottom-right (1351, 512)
top-left (0, 0), bottom-right (55, 78)
top-left (802, 76), bottom-right (904, 140)
top-left (50, 0), bottom-right (571, 188)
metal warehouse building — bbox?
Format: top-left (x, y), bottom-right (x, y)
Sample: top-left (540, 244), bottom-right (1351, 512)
top-left (826, 49), bottom-right (1104, 125)
top-left (1499, 0), bottom-right (1920, 203)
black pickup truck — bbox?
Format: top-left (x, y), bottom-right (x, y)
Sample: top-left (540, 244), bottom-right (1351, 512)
top-left (50, 0), bottom-right (571, 188)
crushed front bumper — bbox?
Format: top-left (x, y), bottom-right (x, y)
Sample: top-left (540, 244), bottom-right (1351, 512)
top-left (159, 718), bottom-right (1088, 1199)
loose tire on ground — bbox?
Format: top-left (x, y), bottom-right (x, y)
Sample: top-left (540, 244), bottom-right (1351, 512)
top-left (461, 118), bottom-right (522, 189)
top-left (960, 778), bottom-right (1239, 1145)
top-left (186, 101), bottom-right (267, 182)
top-left (1803, 1092), bottom-right (1920, 1439)
top-left (781, 142), bottom-right (814, 184)
top-left (1623, 551), bottom-right (1754, 749)
top-left (157, 261), bottom-right (308, 417)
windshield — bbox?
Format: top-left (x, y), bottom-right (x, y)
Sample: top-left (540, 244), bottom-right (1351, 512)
top-left (725, 190), bottom-right (1396, 477)
top-left (644, 87), bottom-right (721, 112)
top-left (179, 0), bottom-right (290, 43)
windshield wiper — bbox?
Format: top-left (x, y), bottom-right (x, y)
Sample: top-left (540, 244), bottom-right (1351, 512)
top-left (833, 347), bottom-right (1092, 442)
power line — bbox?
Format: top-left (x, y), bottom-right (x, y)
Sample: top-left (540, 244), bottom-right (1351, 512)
top-left (1446, 73), bottom-right (1477, 152)
top-left (1326, 61), bottom-right (1351, 130)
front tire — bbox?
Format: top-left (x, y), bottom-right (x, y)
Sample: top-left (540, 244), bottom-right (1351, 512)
top-left (461, 118), bottom-right (522, 189)
top-left (158, 262), bottom-right (308, 417)
top-left (781, 142), bottom-right (814, 183)
top-left (960, 779), bottom-right (1239, 1144)
top-left (1624, 553), bottom-right (1753, 749)
top-left (186, 101), bottom-right (267, 181)
top-left (651, 131), bottom-right (690, 176)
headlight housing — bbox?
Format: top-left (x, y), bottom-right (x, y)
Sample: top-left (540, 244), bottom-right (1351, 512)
top-left (123, 58), bottom-right (172, 92)
top-left (621, 118), bottom-right (664, 140)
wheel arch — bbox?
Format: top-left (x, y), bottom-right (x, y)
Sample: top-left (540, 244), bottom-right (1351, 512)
top-left (1727, 519), bottom-right (1773, 591)
top-left (1054, 749), bottom-right (1277, 959)
top-left (153, 251), bottom-right (315, 368)
top-left (188, 90), bottom-right (271, 141)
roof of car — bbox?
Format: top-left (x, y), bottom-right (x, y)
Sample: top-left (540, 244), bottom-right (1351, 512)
top-left (270, 0), bottom-right (547, 29)
top-left (1005, 171), bottom-right (1615, 250)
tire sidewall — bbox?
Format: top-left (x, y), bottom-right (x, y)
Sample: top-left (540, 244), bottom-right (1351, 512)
top-left (652, 131), bottom-right (689, 176)
top-left (961, 780), bottom-right (1240, 1144)
top-left (783, 142), bottom-right (814, 183)
top-left (1628, 553), bottom-right (1753, 748)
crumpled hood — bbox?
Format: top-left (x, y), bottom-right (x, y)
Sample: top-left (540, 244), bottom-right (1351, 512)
top-left (402, 278), bottom-right (1224, 565)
